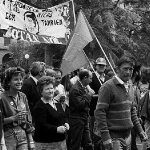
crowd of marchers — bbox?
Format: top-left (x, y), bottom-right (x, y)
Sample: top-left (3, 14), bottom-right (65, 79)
top-left (0, 56), bottom-right (150, 150)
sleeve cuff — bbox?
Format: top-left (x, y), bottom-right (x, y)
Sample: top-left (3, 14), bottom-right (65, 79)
top-left (101, 131), bottom-right (111, 142)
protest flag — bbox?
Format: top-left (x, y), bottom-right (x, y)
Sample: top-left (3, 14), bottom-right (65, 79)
top-left (60, 10), bottom-right (94, 77)
top-left (108, 52), bottom-right (119, 69)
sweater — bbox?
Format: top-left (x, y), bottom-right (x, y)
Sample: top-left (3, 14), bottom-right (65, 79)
top-left (33, 100), bottom-right (68, 143)
top-left (94, 77), bottom-right (143, 142)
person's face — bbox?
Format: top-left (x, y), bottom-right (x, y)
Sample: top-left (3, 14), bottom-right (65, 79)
top-left (41, 83), bottom-right (54, 100)
top-left (25, 16), bottom-right (35, 28)
top-left (84, 72), bottom-right (92, 86)
top-left (140, 84), bottom-right (149, 93)
top-left (55, 71), bottom-right (62, 86)
top-left (9, 74), bottom-right (23, 91)
top-left (50, 73), bottom-right (56, 82)
top-left (40, 67), bottom-right (46, 77)
top-left (117, 62), bottom-right (133, 83)
top-left (95, 64), bottom-right (106, 74)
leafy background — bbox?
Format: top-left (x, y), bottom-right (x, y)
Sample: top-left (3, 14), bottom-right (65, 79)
top-left (8, 0), bottom-right (150, 69)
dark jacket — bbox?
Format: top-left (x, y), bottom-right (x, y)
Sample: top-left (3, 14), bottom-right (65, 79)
top-left (33, 100), bottom-right (68, 143)
top-left (0, 100), bottom-right (3, 141)
top-left (140, 91), bottom-right (150, 122)
top-left (69, 80), bottom-right (92, 120)
top-left (89, 73), bottom-right (109, 116)
top-left (21, 77), bottom-right (41, 116)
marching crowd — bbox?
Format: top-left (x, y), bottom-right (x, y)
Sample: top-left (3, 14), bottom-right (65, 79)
top-left (0, 55), bottom-right (150, 150)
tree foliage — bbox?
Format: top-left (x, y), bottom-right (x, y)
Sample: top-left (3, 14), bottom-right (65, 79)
top-left (17, 0), bottom-right (150, 67)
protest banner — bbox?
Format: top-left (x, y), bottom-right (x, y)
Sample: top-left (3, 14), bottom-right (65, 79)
top-left (0, 0), bottom-right (76, 44)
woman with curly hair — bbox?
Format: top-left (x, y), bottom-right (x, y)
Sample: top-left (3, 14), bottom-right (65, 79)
top-left (1, 67), bottom-right (34, 150)
top-left (33, 76), bottom-right (69, 150)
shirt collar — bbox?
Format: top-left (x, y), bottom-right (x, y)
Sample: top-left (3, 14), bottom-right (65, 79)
top-left (95, 71), bottom-right (105, 82)
top-left (115, 75), bottom-right (130, 90)
top-left (30, 75), bottom-right (38, 85)
top-left (41, 98), bottom-right (49, 104)
top-left (4, 90), bottom-right (19, 98)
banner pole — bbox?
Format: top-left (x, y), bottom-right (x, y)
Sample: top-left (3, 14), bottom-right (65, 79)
top-left (82, 11), bottom-right (116, 76)
top-left (82, 49), bottom-right (102, 86)
top-left (94, 36), bottom-right (116, 76)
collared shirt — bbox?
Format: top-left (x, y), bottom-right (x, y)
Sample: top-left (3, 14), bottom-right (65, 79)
top-left (1, 91), bottom-right (34, 134)
top-left (55, 84), bottom-right (66, 96)
top-left (30, 75), bottom-right (38, 85)
top-left (95, 71), bottom-right (105, 82)
top-left (115, 75), bottom-right (129, 92)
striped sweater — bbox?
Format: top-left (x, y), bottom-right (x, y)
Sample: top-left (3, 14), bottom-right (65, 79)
top-left (94, 76), bottom-right (143, 142)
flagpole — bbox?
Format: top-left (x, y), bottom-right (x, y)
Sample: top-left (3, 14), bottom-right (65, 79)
top-left (82, 49), bottom-right (102, 86)
top-left (81, 10), bottom-right (116, 76)
top-left (95, 36), bottom-right (116, 76)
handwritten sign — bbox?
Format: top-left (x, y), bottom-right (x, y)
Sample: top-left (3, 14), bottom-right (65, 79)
top-left (0, 0), bottom-right (76, 44)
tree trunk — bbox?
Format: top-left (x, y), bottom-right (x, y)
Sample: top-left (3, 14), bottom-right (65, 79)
top-left (44, 44), bottom-right (53, 66)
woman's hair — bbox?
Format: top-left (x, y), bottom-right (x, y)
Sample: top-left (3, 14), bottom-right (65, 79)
top-left (3, 67), bottom-right (24, 90)
top-left (37, 76), bottom-right (54, 94)
top-left (45, 68), bottom-right (56, 77)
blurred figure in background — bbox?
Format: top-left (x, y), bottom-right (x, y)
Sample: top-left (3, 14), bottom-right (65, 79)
top-left (45, 68), bottom-right (56, 83)
top-left (21, 61), bottom-right (46, 118)
top-left (53, 68), bottom-right (68, 110)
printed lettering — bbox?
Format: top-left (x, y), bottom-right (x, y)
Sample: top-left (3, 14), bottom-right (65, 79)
top-left (41, 19), bottom-right (63, 26)
top-left (5, 12), bottom-right (16, 21)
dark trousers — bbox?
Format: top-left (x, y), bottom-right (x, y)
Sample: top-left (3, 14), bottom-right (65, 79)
top-left (69, 118), bottom-right (93, 150)
top-left (93, 134), bottom-right (104, 150)
top-left (131, 128), bottom-right (138, 150)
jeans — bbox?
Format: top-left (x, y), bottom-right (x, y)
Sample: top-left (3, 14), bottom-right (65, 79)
top-left (131, 128), bottom-right (138, 150)
top-left (4, 126), bottom-right (28, 150)
top-left (69, 118), bottom-right (93, 150)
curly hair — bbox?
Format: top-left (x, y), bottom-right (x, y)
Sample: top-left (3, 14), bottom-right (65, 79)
top-left (3, 67), bottom-right (24, 90)
top-left (37, 76), bottom-right (54, 95)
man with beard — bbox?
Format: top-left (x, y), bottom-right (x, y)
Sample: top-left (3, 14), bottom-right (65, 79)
top-left (94, 56), bottom-right (147, 150)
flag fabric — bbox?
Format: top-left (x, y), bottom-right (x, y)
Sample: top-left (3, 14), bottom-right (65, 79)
top-left (109, 52), bottom-right (118, 69)
top-left (60, 10), bottom-right (94, 77)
